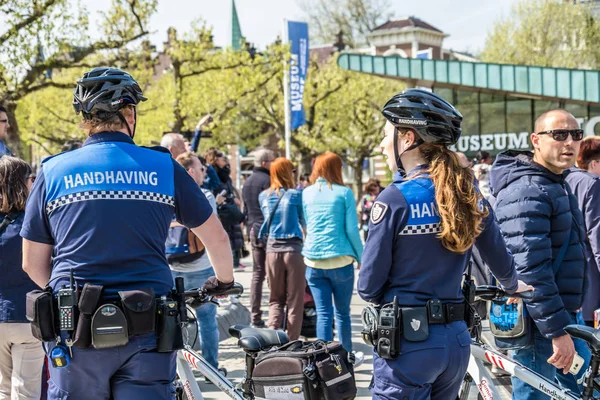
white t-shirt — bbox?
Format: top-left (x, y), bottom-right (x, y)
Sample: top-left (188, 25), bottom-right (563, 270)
top-left (170, 188), bottom-right (218, 273)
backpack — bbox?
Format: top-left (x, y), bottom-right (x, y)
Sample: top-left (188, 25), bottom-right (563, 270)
top-left (165, 221), bottom-right (205, 263)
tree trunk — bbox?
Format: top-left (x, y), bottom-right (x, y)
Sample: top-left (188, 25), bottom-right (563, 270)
top-left (171, 60), bottom-right (184, 132)
top-left (5, 102), bottom-right (24, 158)
top-left (353, 156), bottom-right (365, 203)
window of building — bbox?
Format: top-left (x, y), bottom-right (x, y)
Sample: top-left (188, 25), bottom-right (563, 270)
top-left (506, 99), bottom-right (532, 134)
top-left (480, 93), bottom-right (506, 134)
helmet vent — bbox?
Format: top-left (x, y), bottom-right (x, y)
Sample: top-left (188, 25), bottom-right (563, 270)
top-left (407, 96), bottom-right (424, 104)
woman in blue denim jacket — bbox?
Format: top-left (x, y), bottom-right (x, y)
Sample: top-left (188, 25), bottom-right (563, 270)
top-left (258, 158), bottom-right (306, 340)
top-left (302, 152), bottom-right (363, 353)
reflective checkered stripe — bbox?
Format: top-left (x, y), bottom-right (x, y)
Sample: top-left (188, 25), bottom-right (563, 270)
top-left (399, 223), bottom-right (441, 235)
top-left (46, 190), bottom-right (175, 214)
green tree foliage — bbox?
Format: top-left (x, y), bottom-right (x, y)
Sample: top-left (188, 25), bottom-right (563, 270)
top-left (0, 0), bottom-right (156, 156)
top-left (164, 23), bottom-right (287, 136)
top-left (481, 0), bottom-right (600, 69)
top-left (297, 0), bottom-right (393, 47)
top-left (296, 62), bottom-right (403, 197)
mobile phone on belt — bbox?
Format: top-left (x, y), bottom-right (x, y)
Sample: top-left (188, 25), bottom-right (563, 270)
top-left (569, 353), bottom-right (585, 375)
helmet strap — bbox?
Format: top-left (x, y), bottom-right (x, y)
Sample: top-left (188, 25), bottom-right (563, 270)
top-left (393, 127), bottom-right (423, 176)
top-left (116, 109), bottom-right (134, 139)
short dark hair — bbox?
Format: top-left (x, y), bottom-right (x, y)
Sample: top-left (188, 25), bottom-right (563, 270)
top-left (476, 151), bottom-right (491, 162)
top-left (0, 105), bottom-right (6, 114)
top-left (299, 173), bottom-right (310, 182)
top-left (0, 156), bottom-right (32, 212)
top-left (364, 178), bottom-right (381, 194)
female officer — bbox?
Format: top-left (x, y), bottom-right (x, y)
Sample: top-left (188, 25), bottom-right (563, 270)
top-left (357, 89), bottom-right (530, 400)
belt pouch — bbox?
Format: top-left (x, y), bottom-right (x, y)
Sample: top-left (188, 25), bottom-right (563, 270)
top-left (73, 284), bottom-right (103, 348)
top-left (118, 288), bottom-right (156, 336)
top-left (91, 304), bottom-right (129, 349)
top-left (26, 288), bottom-right (57, 342)
top-left (316, 350), bottom-right (357, 400)
top-left (156, 298), bottom-right (183, 352)
top-left (402, 307), bottom-right (429, 342)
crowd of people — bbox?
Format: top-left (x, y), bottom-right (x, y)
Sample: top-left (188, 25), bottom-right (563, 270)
top-left (0, 65), bottom-right (600, 400)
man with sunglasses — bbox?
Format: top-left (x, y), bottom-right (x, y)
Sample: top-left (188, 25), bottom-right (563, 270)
top-left (0, 105), bottom-right (13, 157)
top-left (490, 109), bottom-right (590, 399)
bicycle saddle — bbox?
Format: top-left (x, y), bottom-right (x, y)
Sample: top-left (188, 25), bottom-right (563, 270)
top-left (565, 324), bottom-right (600, 353)
top-left (229, 324), bottom-right (289, 352)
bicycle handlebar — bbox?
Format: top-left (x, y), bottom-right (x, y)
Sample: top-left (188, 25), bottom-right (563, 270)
top-left (183, 282), bottom-right (244, 300)
top-left (475, 285), bottom-right (535, 301)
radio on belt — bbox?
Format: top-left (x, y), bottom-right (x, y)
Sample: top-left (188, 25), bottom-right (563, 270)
top-left (58, 269), bottom-right (78, 331)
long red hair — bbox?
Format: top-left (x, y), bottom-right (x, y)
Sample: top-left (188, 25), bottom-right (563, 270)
top-left (310, 152), bottom-right (344, 187)
top-left (269, 158), bottom-right (295, 195)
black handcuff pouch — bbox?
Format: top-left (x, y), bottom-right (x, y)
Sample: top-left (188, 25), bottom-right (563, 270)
top-left (119, 287), bottom-right (156, 336)
top-left (73, 283), bottom-right (103, 348)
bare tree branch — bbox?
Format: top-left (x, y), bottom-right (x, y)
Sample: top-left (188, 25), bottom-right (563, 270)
top-left (29, 137), bottom-right (54, 155)
top-left (0, 0), bottom-right (59, 46)
top-left (40, 104), bottom-right (78, 124)
top-left (127, 0), bottom-right (145, 33)
top-left (180, 60), bottom-right (267, 79)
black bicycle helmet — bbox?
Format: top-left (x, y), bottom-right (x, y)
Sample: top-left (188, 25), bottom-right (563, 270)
top-left (381, 88), bottom-right (462, 145)
top-left (73, 67), bottom-right (147, 119)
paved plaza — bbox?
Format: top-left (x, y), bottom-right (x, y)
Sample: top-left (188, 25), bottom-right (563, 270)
top-left (193, 256), bottom-right (511, 399)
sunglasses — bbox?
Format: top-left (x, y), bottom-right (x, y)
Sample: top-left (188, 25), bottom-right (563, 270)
top-left (537, 129), bottom-right (584, 141)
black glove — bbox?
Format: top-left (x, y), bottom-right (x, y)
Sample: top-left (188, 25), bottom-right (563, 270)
top-left (201, 276), bottom-right (235, 296)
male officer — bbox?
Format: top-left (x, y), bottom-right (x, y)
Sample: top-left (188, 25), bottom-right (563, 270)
top-left (20, 67), bottom-right (235, 399)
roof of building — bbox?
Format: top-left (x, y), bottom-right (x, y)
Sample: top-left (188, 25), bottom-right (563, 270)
top-left (372, 17), bottom-right (443, 34)
top-left (310, 45), bottom-right (336, 63)
top-left (337, 53), bottom-right (600, 105)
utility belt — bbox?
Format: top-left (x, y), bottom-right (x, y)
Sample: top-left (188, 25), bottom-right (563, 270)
top-left (26, 281), bottom-right (186, 366)
top-left (361, 297), bottom-right (468, 360)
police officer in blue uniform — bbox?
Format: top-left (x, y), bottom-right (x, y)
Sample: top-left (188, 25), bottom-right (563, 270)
top-left (20, 68), bottom-right (235, 399)
top-left (357, 89), bottom-right (530, 400)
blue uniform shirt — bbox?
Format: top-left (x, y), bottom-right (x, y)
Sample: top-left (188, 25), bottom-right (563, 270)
top-left (358, 165), bottom-right (518, 306)
top-left (20, 132), bottom-right (212, 296)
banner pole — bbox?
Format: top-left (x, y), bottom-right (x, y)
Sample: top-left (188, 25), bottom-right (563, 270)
top-left (283, 19), bottom-right (291, 160)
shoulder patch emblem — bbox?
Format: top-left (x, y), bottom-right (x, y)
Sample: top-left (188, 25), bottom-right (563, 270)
top-left (370, 201), bottom-right (388, 224)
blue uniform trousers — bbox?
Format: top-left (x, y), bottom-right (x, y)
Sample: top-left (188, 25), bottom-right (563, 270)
top-left (47, 332), bottom-right (176, 399)
top-left (371, 321), bottom-right (471, 400)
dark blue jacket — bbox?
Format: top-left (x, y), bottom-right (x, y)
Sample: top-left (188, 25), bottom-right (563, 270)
top-left (565, 168), bottom-right (600, 322)
top-left (358, 166), bottom-right (518, 306)
top-left (0, 212), bottom-right (38, 322)
top-left (491, 151), bottom-right (586, 338)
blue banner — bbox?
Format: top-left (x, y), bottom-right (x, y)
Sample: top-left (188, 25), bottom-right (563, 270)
top-left (288, 21), bottom-right (309, 130)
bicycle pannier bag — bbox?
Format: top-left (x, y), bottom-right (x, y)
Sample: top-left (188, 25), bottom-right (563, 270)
top-left (488, 298), bottom-right (532, 350)
top-left (250, 340), bottom-right (356, 400)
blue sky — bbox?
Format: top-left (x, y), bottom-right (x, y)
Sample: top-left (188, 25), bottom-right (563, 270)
top-left (86, 0), bottom-right (519, 54)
